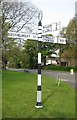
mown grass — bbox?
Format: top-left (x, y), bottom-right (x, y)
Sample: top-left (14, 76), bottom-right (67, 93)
top-left (2, 70), bottom-right (75, 118)
top-left (0, 71), bottom-right (2, 119)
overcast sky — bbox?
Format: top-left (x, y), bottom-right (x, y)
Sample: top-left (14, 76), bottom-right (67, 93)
top-left (30, 0), bottom-right (76, 28)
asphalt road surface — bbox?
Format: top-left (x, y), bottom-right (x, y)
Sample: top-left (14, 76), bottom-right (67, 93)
top-left (8, 68), bottom-right (77, 89)
top-left (29, 69), bottom-right (77, 89)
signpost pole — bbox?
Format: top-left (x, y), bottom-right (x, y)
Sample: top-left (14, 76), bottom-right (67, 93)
top-left (35, 11), bottom-right (43, 108)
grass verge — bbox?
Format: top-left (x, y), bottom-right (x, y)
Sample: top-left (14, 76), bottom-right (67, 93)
top-left (0, 71), bottom-right (2, 119)
top-left (2, 70), bottom-right (75, 118)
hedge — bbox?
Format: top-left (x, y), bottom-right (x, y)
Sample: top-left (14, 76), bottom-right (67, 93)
top-left (42, 65), bottom-right (77, 72)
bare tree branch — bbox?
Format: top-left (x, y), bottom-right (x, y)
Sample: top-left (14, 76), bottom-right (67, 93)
top-left (2, 1), bottom-right (40, 33)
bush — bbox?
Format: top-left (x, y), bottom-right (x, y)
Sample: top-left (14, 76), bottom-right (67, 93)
top-left (42, 65), bottom-right (77, 72)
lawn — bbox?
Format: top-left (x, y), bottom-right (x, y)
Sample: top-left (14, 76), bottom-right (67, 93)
top-left (0, 71), bottom-right (2, 120)
top-left (2, 70), bottom-right (75, 118)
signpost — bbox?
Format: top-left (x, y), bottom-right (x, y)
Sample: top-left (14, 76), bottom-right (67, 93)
top-left (8, 11), bottom-right (66, 109)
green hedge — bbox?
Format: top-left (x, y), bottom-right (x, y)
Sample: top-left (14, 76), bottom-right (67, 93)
top-left (42, 65), bottom-right (77, 72)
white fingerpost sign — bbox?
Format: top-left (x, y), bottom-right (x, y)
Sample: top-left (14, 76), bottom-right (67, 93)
top-left (8, 32), bottom-right (38, 40)
top-left (8, 31), bottom-right (66, 44)
top-left (58, 37), bottom-right (66, 44)
top-left (43, 22), bottom-right (61, 33)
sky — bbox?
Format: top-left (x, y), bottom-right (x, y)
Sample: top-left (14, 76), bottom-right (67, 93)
top-left (30, 0), bottom-right (76, 28)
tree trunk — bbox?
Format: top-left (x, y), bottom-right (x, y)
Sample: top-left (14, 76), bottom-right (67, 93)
top-left (2, 55), bottom-right (7, 70)
top-left (44, 56), bottom-right (46, 66)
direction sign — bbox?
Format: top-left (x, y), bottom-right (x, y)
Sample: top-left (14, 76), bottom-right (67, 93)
top-left (58, 37), bottom-right (66, 44)
top-left (42, 36), bottom-right (55, 43)
top-left (43, 22), bottom-right (61, 33)
top-left (42, 35), bottom-right (66, 44)
top-left (8, 31), bottom-right (66, 44)
top-left (8, 31), bottom-right (38, 40)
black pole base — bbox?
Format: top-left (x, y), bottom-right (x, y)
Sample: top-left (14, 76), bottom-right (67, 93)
top-left (35, 102), bottom-right (43, 108)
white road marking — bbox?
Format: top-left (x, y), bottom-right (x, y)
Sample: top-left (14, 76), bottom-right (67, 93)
top-left (58, 73), bottom-right (68, 75)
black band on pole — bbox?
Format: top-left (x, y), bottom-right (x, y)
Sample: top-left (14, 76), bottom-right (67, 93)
top-left (37, 86), bottom-right (41, 91)
top-left (38, 64), bottom-right (41, 74)
top-left (38, 21), bottom-right (42, 26)
top-left (38, 41), bottom-right (41, 52)
top-left (36, 102), bottom-right (42, 106)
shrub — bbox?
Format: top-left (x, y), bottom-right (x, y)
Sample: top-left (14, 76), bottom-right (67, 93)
top-left (42, 65), bottom-right (77, 72)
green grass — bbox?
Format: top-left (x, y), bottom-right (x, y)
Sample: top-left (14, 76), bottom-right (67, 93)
top-left (2, 70), bottom-right (75, 118)
top-left (0, 71), bottom-right (2, 119)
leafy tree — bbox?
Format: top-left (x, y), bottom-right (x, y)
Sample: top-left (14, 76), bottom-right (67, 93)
top-left (7, 45), bottom-right (22, 68)
top-left (41, 34), bottom-right (58, 66)
top-left (60, 17), bottom-right (77, 66)
top-left (41, 42), bottom-right (56, 66)
top-left (20, 50), bottom-right (30, 68)
top-left (23, 40), bottom-right (38, 69)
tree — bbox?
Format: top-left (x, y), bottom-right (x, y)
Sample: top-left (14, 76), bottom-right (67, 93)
top-left (23, 40), bottom-right (38, 69)
top-left (7, 45), bottom-right (22, 68)
top-left (20, 50), bottom-right (30, 68)
top-left (41, 42), bottom-right (55, 66)
top-left (41, 34), bottom-right (57, 66)
top-left (2, 1), bottom-right (39, 32)
top-left (60, 17), bottom-right (77, 66)
top-left (1, 1), bottom-right (40, 69)
top-left (2, 15), bottom-right (11, 69)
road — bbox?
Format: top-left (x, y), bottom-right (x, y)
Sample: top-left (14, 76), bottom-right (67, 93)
top-left (8, 68), bottom-right (77, 89)
top-left (29, 69), bottom-right (77, 89)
